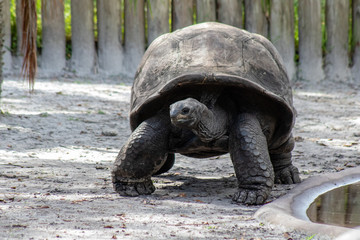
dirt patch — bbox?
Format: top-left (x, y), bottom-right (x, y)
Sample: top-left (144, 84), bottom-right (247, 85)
top-left (1, 78), bottom-right (360, 239)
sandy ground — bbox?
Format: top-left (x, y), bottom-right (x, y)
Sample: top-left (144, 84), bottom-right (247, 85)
top-left (0, 77), bottom-right (359, 240)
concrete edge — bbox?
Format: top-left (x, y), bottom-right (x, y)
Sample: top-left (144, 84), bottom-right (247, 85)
top-left (254, 167), bottom-right (360, 239)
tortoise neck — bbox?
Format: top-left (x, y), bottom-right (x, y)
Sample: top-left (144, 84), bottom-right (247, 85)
top-left (192, 103), bottom-right (228, 142)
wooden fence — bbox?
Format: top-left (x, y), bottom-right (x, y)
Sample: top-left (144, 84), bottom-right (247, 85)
top-left (1, 0), bottom-right (360, 82)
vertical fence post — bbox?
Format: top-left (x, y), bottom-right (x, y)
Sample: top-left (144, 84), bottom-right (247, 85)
top-left (71, 0), bottom-right (96, 75)
top-left (97, 0), bottom-right (123, 75)
top-left (172, 0), bottom-right (193, 30)
top-left (352, 0), bottom-right (360, 81)
top-left (325, 0), bottom-right (350, 81)
top-left (270, 0), bottom-right (295, 80)
top-left (298, 0), bottom-right (324, 82)
top-left (0, 0), bottom-right (3, 95)
top-left (147, 0), bottom-right (169, 45)
top-left (2, 0), bottom-right (12, 73)
top-left (196, 0), bottom-right (216, 23)
top-left (16, 0), bottom-right (23, 64)
top-left (124, 0), bottom-right (145, 76)
top-left (244, 0), bottom-right (268, 37)
top-left (41, 0), bottom-right (65, 74)
top-left (217, 0), bottom-right (243, 28)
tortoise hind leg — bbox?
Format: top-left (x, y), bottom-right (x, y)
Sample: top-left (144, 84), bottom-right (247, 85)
top-left (229, 113), bottom-right (274, 205)
top-left (112, 114), bottom-right (171, 196)
top-left (153, 153), bottom-right (175, 176)
top-left (270, 136), bottom-right (301, 184)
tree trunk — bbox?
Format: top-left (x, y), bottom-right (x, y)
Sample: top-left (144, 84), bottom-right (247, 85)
top-left (147, 0), bottom-right (169, 45)
top-left (217, 0), bottom-right (242, 28)
top-left (325, 0), bottom-right (350, 82)
top-left (352, 0), bottom-right (360, 81)
top-left (97, 0), bottom-right (123, 75)
top-left (270, 0), bottom-right (295, 80)
top-left (196, 0), bottom-right (216, 23)
top-left (2, 0), bottom-right (12, 73)
top-left (172, 0), bottom-right (193, 30)
top-left (41, 0), bottom-right (65, 74)
top-left (244, 0), bottom-right (268, 37)
top-left (124, 0), bottom-right (145, 77)
top-left (71, 0), bottom-right (96, 75)
top-left (298, 0), bottom-right (324, 82)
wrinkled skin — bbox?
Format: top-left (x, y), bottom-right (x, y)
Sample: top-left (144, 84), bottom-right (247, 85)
top-left (112, 96), bottom-right (300, 205)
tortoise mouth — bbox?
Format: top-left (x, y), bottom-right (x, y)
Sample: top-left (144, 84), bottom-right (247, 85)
top-left (170, 115), bottom-right (197, 128)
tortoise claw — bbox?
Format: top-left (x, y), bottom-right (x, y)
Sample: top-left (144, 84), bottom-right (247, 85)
top-left (113, 178), bottom-right (155, 196)
top-left (275, 165), bottom-right (301, 184)
top-left (232, 187), bottom-right (269, 205)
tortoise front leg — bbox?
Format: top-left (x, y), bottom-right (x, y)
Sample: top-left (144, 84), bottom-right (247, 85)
top-left (229, 113), bottom-right (274, 205)
top-left (112, 114), bottom-right (171, 196)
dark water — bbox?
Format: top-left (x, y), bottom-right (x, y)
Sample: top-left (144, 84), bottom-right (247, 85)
top-left (307, 182), bottom-right (360, 228)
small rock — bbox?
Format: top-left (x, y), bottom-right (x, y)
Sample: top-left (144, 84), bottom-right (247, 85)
top-left (344, 162), bottom-right (357, 168)
top-left (102, 129), bottom-right (118, 136)
top-left (294, 136), bottom-right (304, 142)
top-left (335, 167), bottom-right (345, 172)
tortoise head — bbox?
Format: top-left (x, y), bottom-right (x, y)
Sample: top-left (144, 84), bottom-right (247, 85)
top-left (169, 98), bottom-right (207, 128)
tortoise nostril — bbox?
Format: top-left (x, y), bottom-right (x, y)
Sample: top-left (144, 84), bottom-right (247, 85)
top-left (181, 107), bottom-right (190, 115)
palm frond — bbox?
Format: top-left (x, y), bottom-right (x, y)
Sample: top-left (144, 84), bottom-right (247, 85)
top-left (21, 0), bottom-right (37, 91)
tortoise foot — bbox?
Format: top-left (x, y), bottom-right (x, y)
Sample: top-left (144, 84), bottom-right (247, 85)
top-left (232, 187), bottom-right (270, 205)
top-left (275, 165), bottom-right (301, 184)
top-left (113, 178), bottom-right (155, 196)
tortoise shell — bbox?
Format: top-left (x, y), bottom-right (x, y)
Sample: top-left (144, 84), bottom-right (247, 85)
top-left (130, 22), bottom-right (295, 145)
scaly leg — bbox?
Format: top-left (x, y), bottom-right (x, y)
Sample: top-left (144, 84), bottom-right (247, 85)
top-left (112, 114), bottom-right (170, 196)
top-left (270, 136), bottom-right (301, 184)
top-left (230, 113), bottom-right (274, 205)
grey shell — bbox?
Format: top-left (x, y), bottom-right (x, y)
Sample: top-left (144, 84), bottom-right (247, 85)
top-left (130, 22), bottom-right (295, 143)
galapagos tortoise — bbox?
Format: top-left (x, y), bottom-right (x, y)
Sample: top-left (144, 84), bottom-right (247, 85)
top-left (112, 22), bottom-right (300, 205)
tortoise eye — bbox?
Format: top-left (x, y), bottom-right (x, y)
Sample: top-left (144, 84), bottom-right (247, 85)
top-left (181, 107), bottom-right (190, 114)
